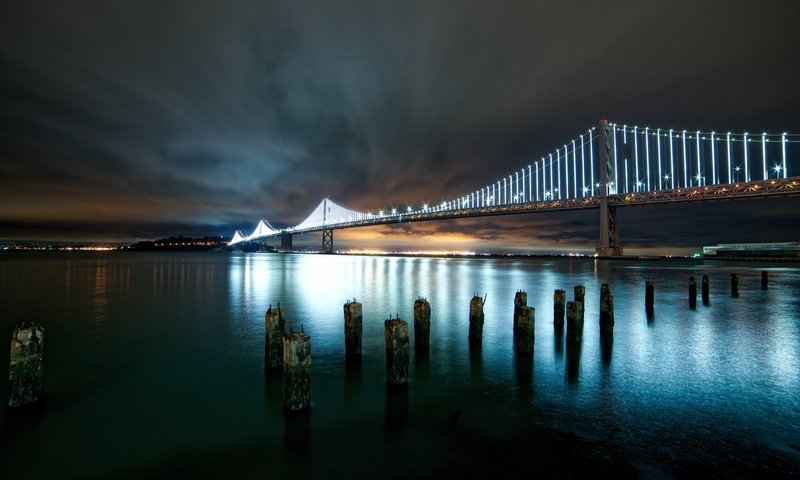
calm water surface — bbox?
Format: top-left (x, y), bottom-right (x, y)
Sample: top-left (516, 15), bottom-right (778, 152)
top-left (1, 253), bottom-right (798, 478)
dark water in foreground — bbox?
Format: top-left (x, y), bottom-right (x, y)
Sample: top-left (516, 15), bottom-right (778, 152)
top-left (0, 253), bottom-right (798, 479)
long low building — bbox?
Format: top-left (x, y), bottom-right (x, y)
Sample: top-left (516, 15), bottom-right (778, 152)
top-left (703, 242), bottom-right (800, 259)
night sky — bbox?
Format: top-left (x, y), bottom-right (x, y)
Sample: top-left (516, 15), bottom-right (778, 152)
top-left (2, 1), bottom-right (799, 253)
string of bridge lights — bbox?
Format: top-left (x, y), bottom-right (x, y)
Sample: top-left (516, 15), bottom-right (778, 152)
top-left (231, 122), bottom-right (795, 244)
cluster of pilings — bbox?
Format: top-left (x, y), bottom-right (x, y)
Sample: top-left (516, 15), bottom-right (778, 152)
top-left (643, 270), bottom-right (770, 314)
top-left (265, 303), bottom-right (312, 413)
top-left (6, 269), bottom-right (775, 410)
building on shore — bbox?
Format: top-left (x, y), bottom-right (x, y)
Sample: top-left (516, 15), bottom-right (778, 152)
top-left (703, 242), bottom-right (800, 260)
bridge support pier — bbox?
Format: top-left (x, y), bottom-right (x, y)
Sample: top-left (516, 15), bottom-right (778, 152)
top-left (280, 233), bottom-right (293, 252)
top-left (596, 119), bottom-right (623, 257)
top-left (321, 229), bottom-right (334, 254)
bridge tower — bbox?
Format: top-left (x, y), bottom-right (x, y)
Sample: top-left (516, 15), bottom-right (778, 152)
top-left (321, 198), bottom-right (334, 253)
top-left (280, 232), bottom-right (293, 252)
top-left (597, 119), bottom-right (623, 257)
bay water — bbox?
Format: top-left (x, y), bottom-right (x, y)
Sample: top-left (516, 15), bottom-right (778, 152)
top-left (1, 253), bottom-right (798, 478)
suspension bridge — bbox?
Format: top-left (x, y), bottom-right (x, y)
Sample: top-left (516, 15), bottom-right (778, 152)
top-left (229, 119), bottom-right (799, 255)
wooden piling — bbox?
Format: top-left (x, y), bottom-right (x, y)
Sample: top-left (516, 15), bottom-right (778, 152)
top-left (574, 285), bottom-right (586, 324)
top-left (265, 304), bottom-right (286, 369)
top-left (385, 318), bottom-right (409, 387)
top-left (689, 277), bottom-right (697, 308)
top-left (554, 289), bottom-right (566, 327)
top-left (468, 294), bottom-right (485, 342)
top-left (731, 273), bottom-right (739, 297)
top-left (701, 275), bottom-right (710, 305)
top-left (600, 284), bottom-right (614, 335)
top-left (283, 331), bottom-right (311, 412)
top-left (515, 306), bottom-right (535, 355)
top-left (761, 271), bottom-right (768, 290)
top-left (645, 279), bottom-right (654, 312)
top-left (413, 298), bottom-right (431, 351)
top-left (566, 301), bottom-right (584, 344)
top-left (513, 290), bottom-right (527, 333)
top-left (343, 299), bottom-right (362, 359)
top-left (8, 323), bottom-right (45, 407)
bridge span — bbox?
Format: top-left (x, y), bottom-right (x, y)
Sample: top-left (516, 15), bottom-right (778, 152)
top-left (230, 120), bottom-right (800, 255)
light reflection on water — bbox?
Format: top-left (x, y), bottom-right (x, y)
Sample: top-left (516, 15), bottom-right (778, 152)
top-left (0, 252), bottom-right (798, 477)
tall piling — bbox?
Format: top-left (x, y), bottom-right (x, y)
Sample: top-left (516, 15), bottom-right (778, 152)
top-left (515, 307), bottom-right (535, 355)
top-left (761, 271), bottom-right (768, 290)
top-left (554, 289), bottom-right (566, 327)
top-left (599, 284), bottom-right (614, 335)
top-left (566, 301), bottom-right (584, 344)
top-left (8, 323), bottom-right (45, 407)
top-left (283, 331), bottom-right (311, 412)
top-left (689, 277), bottom-right (697, 308)
top-left (468, 294), bottom-right (485, 342)
top-left (265, 304), bottom-right (286, 369)
top-left (645, 279), bottom-right (654, 313)
top-left (701, 275), bottom-right (710, 305)
top-left (513, 290), bottom-right (527, 333)
top-left (343, 299), bottom-right (362, 360)
top-left (574, 285), bottom-right (586, 326)
top-left (413, 298), bottom-right (431, 352)
top-left (731, 273), bottom-right (739, 297)
top-left (385, 318), bottom-right (409, 387)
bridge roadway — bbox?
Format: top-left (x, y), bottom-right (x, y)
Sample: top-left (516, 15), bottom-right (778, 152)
top-left (269, 176), bottom-right (799, 237)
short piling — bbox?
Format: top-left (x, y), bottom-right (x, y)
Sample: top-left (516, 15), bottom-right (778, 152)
top-left (761, 270), bottom-right (768, 290)
top-left (468, 294), bottom-right (485, 342)
top-left (731, 273), bottom-right (739, 297)
top-left (566, 301), bottom-right (584, 344)
top-left (413, 298), bottom-right (431, 351)
top-left (8, 323), bottom-right (45, 407)
top-left (645, 279), bottom-right (654, 313)
top-left (283, 331), bottom-right (311, 412)
top-left (515, 307), bottom-right (535, 355)
top-left (513, 290), bottom-right (527, 333)
top-left (384, 318), bottom-right (409, 387)
top-left (599, 284), bottom-right (614, 335)
top-left (701, 275), bottom-right (710, 305)
top-left (265, 304), bottom-right (286, 369)
top-left (689, 277), bottom-right (697, 308)
top-left (343, 299), bottom-right (362, 359)
top-left (554, 289), bottom-right (566, 327)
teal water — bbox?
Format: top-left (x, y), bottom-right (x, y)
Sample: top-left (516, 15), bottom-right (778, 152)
top-left (1, 253), bottom-right (798, 478)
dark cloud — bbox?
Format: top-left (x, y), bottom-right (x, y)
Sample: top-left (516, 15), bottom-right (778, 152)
top-left (1, 0), bottom-right (799, 250)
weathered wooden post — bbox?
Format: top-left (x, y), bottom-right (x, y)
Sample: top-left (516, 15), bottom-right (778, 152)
top-left (689, 277), bottom-right (697, 308)
top-left (513, 290), bottom-right (527, 333)
top-left (8, 323), bottom-right (45, 407)
top-left (599, 284), bottom-right (614, 335)
top-left (343, 299), bottom-right (362, 359)
top-left (573, 285), bottom-right (585, 325)
top-left (554, 289), bottom-right (566, 327)
top-left (515, 307), bottom-right (535, 355)
top-left (265, 304), bottom-right (286, 369)
top-left (413, 297), bottom-right (431, 352)
top-left (566, 301), bottom-right (584, 344)
top-left (283, 330), bottom-right (311, 412)
top-left (574, 285), bottom-right (585, 306)
top-left (761, 271), bottom-right (768, 290)
top-left (385, 317), bottom-right (409, 387)
top-left (645, 279), bottom-right (655, 313)
top-left (731, 273), bottom-right (739, 297)
top-left (701, 275), bottom-right (710, 305)
top-left (468, 294), bottom-right (485, 343)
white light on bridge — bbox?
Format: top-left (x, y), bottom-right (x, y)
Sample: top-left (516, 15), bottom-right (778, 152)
top-left (744, 132), bottom-right (749, 182)
top-left (762, 132), bottom-right (767, 180)
top-left (782, 132), bottom-right (788, 178)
